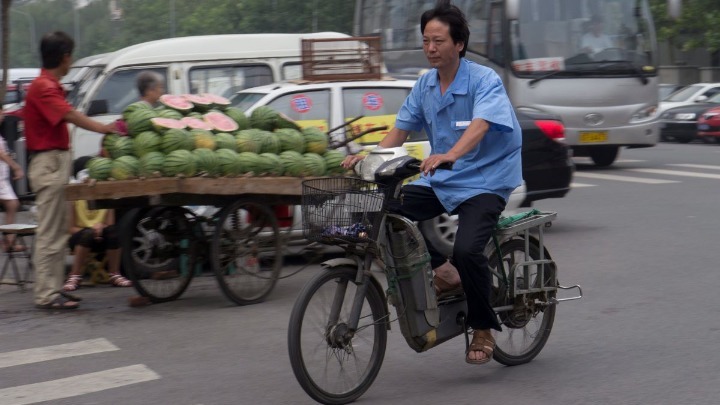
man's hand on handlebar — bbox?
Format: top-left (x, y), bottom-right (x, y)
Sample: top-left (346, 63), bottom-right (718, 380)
top-left (342, 155), bottom-right (365, 169)
top-left (420, 153), bottom-right (455, 176)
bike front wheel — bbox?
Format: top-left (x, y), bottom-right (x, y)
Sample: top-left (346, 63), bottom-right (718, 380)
top-left (288, 265), bottom-right (388, 405)
top-left (489, 239), bottom-right (556, 366)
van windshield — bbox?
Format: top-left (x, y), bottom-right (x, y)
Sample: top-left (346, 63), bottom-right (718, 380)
top-left (90, 67), bottom-right (167, 114)
top-left (230, 93), bottom-right (266, 111)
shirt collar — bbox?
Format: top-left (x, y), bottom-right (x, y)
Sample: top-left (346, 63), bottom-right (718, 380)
top-left (424, 58), bottom-right (469, 96)
top-left (40, 68), bottom-right (62, 86)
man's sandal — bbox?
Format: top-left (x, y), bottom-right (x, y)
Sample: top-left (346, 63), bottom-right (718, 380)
top-left (465, 330), bottom-right (495, 365)
top-left (63, 275), bottom-right (82, 291)
top-left (35, 295), bottom-right (80, 310)
top-left (109, 273), bottom-right (132, 287)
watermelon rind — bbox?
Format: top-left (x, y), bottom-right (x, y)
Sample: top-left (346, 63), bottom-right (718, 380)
top-left (180, 116), bottom-right (215, 131)
top-left (276, 112), bottom-right (302, 131)
top-left (258, 153), bottom-right (283, 176)
top-left (138, 151), bottom-right (165, 177)
top-left (110, 155), bottom-right (140, 180)
top-left (323, 150), bottom-right (347, 175)
top-left (191, 129), bottom-right (217, 150)
top-left (302, 153), bottom-right (327, 177)
top-left (258, 131), bottom-right (281, 154)
top-left (108, 136), bottom-right (133, 159)
top-left (201, 93), bottom-right (232, 110)
top-left (159, 94), bottom-right (194, 113)
top-left (250, 106), bottom-right (278, 131)
top-left (303, 127), bottom-right (329, 154)
top-left (275, 128), bottom-right (305, 153)
top-left (235, 129), bottom-right (262, 153)
top-left (161, 128), bottom-right (193, 154)
top-left (214, 132), bottom-right (237, 152)
top-left (123, 101), bottom-right (153, 121)
top-left (156, 108), bottom-right (184, 120)
top-left (86, 157), bottom-right (113, 180)
top-left (163, 149), bottom-right (197, 177)
top-left (204, 111), bottom-right (240, 133)
top-left (133, 131), bottom-right (162, 157)
top-left (224, 107), bottom-right (250, 130)
top-left (192, 148), bottom-right (221, 177)
top-left (183, 94), bottom-right (213, 112)
top-left (151, 117), bottom-right (187, 133)
top-left (237, 152), bottom-right (262, 175)
top-left (279, 151), bottom-right (304, 177)
top-left (215, 148), bottom-right (241, 176)
top-left (127, 109), bottom-right (158, 136)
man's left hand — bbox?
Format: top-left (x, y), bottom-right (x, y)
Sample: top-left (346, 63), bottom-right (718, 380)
top-left (420, 153), bottom-right (455, 176)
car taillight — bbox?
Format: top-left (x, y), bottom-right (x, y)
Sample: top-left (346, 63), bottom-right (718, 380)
top-left (535, 120), bottom-right (565, 142)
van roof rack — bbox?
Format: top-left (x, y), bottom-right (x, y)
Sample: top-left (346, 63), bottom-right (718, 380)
top-left (300, 36), bottom-right (383, 81)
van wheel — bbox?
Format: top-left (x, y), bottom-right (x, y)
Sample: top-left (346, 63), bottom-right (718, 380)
top-left (589, 146), bottom-right (619, 167)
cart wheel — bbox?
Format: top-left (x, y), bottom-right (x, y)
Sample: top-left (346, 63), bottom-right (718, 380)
top-left (122, 206), bottom-right (199, 302)
top-left (211, 199), bottom-right (282, 305)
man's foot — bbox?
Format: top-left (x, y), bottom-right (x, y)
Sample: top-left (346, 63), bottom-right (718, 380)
top-left (433, 260), bottom-right (462, 296)
top-left (63, 274), bottom-right (82, 291)
top-left (466, 329), bottom-right (495, 364)
top-left (35, 295), bottom-right (80, 310)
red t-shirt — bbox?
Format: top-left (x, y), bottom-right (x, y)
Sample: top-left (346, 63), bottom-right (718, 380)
top-left (24, 69), bottom-right (73, 152)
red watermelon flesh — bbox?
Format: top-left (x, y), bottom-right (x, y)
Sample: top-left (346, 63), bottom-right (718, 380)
top-left (204, 111), bottom-right (240, 132)
top-left (201, 93), bottom-right (232, 108)
top-left (159, 94), bottom-right (194, 112)
top-left (180, 116), bottom-right (214, 131)
top-left (183, 94), bottom-right (214, 110)
top-left (151, 117), bottom-right (187, 132)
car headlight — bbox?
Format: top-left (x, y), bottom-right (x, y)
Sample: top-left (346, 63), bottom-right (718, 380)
top-left (702, 112), bottom-right (720, 120)
top-left (674, 113), bottom-right (696, 120)
top-left (629, 105), bottom-right (657, 123)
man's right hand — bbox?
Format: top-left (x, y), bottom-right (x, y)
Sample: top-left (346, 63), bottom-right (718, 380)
top-left (341, 155), bottom-right (365, 169)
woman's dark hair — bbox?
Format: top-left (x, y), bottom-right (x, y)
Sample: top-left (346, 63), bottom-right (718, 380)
top-left (40, 31), bottom-right (74, 69)
top-left (420, 0), bottom-right (470, 58)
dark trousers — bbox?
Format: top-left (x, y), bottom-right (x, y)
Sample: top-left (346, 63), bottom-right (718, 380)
top-left (388, 185), bottom-right (505, 331)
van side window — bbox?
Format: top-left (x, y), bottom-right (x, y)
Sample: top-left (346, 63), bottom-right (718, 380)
top-left (342, 87), bottom-right (427, 143)
top-left (282, 63), bottom-right (302, 80)
top-left (90, 68), bottom-right (167, 114)
top-left (267, 90), bottom-right (331, 132)
top-left (189, 65), bottom-right (273, 99)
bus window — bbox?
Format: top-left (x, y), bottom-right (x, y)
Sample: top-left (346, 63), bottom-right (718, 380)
top-left (282, 63), bottom-right (302, 80)
top-left (189, 65), bottom-right (273, 99)
top-left (266, 90), bottom-right (331, 132)
top-left (90, 68), bottom-right (167, 114)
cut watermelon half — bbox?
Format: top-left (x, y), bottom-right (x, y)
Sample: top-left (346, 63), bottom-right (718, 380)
top-left (204, 111), bottom-right (240, 132)
top-left (151, 117), bottom-right (187, 133)
top-left (159, 94), bottom-right (194, 113)
top-left (183, 94), bottom-right (214, 111)
top-left (180, 116), bottom-right (215, 131)
top-left (201, 93), bottom-right (232, 109)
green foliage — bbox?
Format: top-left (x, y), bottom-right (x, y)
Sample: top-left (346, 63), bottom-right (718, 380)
top-left (650, 0), bottom-right (720, 54)
top-left (5, 0), bottom-right (355, 68)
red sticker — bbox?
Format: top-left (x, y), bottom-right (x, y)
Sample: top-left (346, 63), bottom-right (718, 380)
top-left (291, 94), bottom-right (312, 113)
top-left (362, 92), bottom-right (383, 111)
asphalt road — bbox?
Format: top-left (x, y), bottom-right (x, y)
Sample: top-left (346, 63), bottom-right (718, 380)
top-left (1, 141), bottom-right (719, 405)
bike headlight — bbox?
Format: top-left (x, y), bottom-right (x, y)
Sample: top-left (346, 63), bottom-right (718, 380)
top-left (629, 105), bottom-right (658, 123)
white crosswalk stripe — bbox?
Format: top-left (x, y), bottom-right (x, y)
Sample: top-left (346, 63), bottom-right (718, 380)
top-left (666, 163), bottom-right (720, 171)
top-left (628, 168), bottom-right (720, 180)
top-left (570, 182), bottom-right (596, 188)
top-left (573, 172), bottom-right (679, 184)
top-left (0, 339), bottom-right (160, 405)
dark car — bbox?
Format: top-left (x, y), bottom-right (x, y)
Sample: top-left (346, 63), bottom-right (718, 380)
top-left (660, 93), bottom-right (720, 143)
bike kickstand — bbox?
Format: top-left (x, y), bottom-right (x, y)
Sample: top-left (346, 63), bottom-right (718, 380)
top-left (458, 313), bottom-right (470, 352)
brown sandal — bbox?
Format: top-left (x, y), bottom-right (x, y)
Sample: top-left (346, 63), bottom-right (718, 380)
top-left (466, 330), bottom-right (495, 365)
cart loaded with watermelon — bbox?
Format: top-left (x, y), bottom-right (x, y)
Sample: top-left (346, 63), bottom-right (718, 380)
top-left (65, 92), bottom-right (381, 306)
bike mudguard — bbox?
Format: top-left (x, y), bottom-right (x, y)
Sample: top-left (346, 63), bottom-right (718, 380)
top-left (320, 258), bottom-right (391, 331)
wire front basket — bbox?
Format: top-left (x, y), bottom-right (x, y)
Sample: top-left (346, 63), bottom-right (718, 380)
top-left (301, 177), bottom-right (386, 245)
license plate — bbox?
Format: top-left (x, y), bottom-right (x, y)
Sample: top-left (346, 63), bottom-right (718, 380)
top-left (579, 131), bottom-right (608, 143)
top-left (698, 124), bottom-right (710, 130)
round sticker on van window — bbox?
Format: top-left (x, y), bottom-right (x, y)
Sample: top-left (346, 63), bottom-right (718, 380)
top-left (291, 94), bottom-right (312, 113)
top-left (362, 92), bottom-right (383, 111)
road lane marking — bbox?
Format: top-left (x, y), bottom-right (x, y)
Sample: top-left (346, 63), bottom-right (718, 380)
top-left (0, 364), bottom-right (160, 405)
top-left (570, 182), bottom-right (596, 188)
top-left (666, 163), bottom-right (720, 171)
top-left (628, 168), bottom-right (720, 180)
top-left (0, 338), bottom-right (119, 369)
top-left (573, 172), bottom-right (678, 184)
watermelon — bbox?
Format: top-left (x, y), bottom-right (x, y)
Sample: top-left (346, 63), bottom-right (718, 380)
top-left (183, 94), bottom-right (213, 112)
top-left (279, 151), bottom-right (304, 177)
top-left (250, 106), bottom-right (278, 131)
top-left (302, 153), bottom-right (327, 177)
top-left (161, 128), bottom-right (193, 153)
top-left (86, 157), bottom-right (113, 180)
top-left (204, 111), bottom-right (239, 133)
top-left (159, 94), bottom-right (193, 113)
top-left (214, 132), bottom-right (236, 151)
top-left (187, 112), bottom-right (203, 119)
top-left (192, 148), bottom-right (221, 176)
top-left (156, 108), bottom-right (184, 120)
top-left (101, 134), bottom-right (119, 157)
top-left (201, 93), bottom-right (232, 110)
top-left (276, 112), bottom-right (302, 131)
top-left (303, 127), bottom-right (329, 154)
top-left (126, 109), bottom-right (158, 136)
top-left (235, 129), bottom-right (262, 153)
top-left (163, 149), bottom-right (197, 177)
top-left (275, 128), bottom-right (305, 153)
top-left (215, 148), bottom-right (241, 176)
top-left (237, 152), bottom-right (262, 175)
top-left (323, 150), bottom-right (347, 175)
top-left (138, 151), bottom-right (165, 177)
top-left (133, 131), bottom-right (162, 157)
top-left (180, 116), bottom-right (215, 131)
top-left (123, 101), bottom-right (153, 121)
top-left (108, 136), bottom-right (133, 159)
top-left (191, 129), bottom-right (217, 150)
top-left (258, 131), bottom-right (281, 154)
top-left (257, 153), bottom-right (283, 176)
top-left (110, 155), bottom-right (140, 180)
top-left (223, 107), bottom-right (250, 130)
top-left (151, 117), bottom-right (186, 133)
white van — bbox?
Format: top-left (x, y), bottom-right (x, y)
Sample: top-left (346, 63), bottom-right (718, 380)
top-left (67, 32), bottom-right (350, 159)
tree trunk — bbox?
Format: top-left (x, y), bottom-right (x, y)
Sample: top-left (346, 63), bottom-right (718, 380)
top-left (0, 0), bottom-right (11, 110)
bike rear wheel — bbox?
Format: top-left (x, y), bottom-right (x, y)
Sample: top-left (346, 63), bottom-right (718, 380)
top-left (288, 265), bottom-right (387, 405)
top-left (489, 239), bottom-right (556, 366)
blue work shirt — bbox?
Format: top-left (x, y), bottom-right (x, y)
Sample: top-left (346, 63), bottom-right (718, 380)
top-left (395, 59), bottom-right (523, 213)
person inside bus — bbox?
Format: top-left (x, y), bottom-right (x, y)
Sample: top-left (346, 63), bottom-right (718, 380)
top-left (136, 71), bottom-right (165, 107)
top-left (342, 0), bottom-right (522, 366)
top-left (580, 14), bottom-right (614, 54)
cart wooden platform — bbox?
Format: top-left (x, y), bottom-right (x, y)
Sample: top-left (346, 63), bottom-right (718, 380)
top-left (65, 176), bottom-right (309, 305)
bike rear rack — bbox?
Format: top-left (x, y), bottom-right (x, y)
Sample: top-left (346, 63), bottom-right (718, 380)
top-left (495, 211), bottom-right (582, 306)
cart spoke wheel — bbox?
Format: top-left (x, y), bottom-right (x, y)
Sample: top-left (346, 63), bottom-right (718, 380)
top-left (211, 200), bottom-right (282, 305)
top-left (122, 207), bottom-right (198, 302)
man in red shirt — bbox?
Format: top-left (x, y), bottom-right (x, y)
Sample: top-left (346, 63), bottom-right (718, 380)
top-left (25, 31), bottom-right (117, 310)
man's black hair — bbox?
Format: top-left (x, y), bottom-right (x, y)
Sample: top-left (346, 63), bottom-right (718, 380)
top-left (420, 0), bottom-right (470, 58)
top-left (40, 31), bottom-right (74, 69)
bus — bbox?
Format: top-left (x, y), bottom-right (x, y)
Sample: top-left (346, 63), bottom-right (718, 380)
top-left (353, 0), bottom-right (668, 166)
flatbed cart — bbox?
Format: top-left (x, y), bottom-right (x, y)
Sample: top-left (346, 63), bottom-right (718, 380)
top-left (65, 176), bottom-right (308, 306)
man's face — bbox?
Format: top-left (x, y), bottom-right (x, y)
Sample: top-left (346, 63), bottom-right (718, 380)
top-left (146, 83), bottom-right (165, 104)
top-left (422, 19), bottom-right (463, 70)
